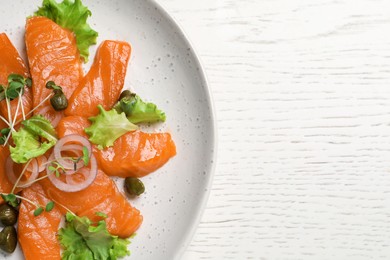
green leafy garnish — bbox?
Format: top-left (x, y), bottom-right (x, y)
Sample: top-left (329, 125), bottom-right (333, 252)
top-left (95, 212), bottom-right (108, 219)
top-left (45, 201), bottom-right (55, 212)
top-left (85, 105), bottom-right (137, 149)
top-left (22, 115), bottom-right (58, 142)
top-left (1, 194), bottom-right (19, 207)
top-left (59, 212), bottom-right (130, 260)
top-left (34, 207), bottom-right (44, 216)
top-left (34, 0), bottom-right (98, 62)
top-left (6, 81), bottom-right (25, 100)
top-left (0, 74), bottom-right (31, 101)
top-left (48, 162), bottom-right (66, 177)
top-left (114, 93), bottom-right (166, 124)
top-left (10, 115), bottom-right (57, 163)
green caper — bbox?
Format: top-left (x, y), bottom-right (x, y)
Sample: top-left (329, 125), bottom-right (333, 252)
top-left (124, 177), bottom-right (145, 196)
top-left (119, 90), bottom-right (135, 101)
top-left (0, 226), bottom-right (17, 253)
top-left (0, 204), bottom-right (17, 226)
top-left (50, 93), bottom-right (68, 111)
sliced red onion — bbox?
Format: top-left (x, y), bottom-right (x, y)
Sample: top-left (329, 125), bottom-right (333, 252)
top-left (6, 157), bottom-right (39, 188)
top-left (27, 155), bottom-right (47, 173)
top-left (53, 135), bottom-right (92, 170)
top-left (47, 154), bottom-right (97, 192)
top-left (58, 144), bottom-right (85, 170)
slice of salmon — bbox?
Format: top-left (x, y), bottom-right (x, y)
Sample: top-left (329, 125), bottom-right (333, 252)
top-left (25, 16), bottom-right (83, 124)
top-left (18, 183), bottom-right (62, 260)
top-left (0, 33), bottom-right (32, 126)
top-left (56, 115), bottom-right (90, 138)
top-left (57, 116), bottom-right (176, 177)
top-left (65, 40), bottom-right (131, 117)
top-left (97, 131), bottom-right (176, 177)
top-left (41, 170), bottom-right (142, 238)
top-left (0, 33), bottom-right (29, 85)
top-left (0, 147), bottom-right (13, 203)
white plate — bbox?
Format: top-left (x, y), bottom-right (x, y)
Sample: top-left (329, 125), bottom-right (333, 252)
top-left (0, 0), bottom-right (216, 259)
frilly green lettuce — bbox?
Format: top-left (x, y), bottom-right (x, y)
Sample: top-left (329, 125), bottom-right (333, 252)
top-left (59, 212), bottom-right (130, 260)
top-left (85, 105), bottom-right (138, 149)
top-left (10, 115), bottom-right (57, 163)
top-left (114, 94), bottom-right (166, 124)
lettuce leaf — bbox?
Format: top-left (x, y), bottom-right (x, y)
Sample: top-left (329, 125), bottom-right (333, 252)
top-left (59, 213), bottom-right (130, 260)
top-left (114, 94), bottom-right (166, 124)
top-left (10, 115), bottom-right (57, 163)
top-left (34, 0), bottom-right (98, 62)
top-left (85, 105), bottom-right (138, 149)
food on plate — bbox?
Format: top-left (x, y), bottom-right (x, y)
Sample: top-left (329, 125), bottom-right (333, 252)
top-left (0, 34), bottom-right (32, 130)
top-left (0, 0), bottom-right (176, 259)
top-left (65, 40), bottom-right (131, 118)
top-left (18, 183), bottom-right (62, 259)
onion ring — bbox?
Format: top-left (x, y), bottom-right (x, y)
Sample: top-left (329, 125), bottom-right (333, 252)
top-left (47, 154), bottom-right (97, 192)
top-left (53, 135), bottom-right (92, 170)
top-left (27, 155), bottom-right (47, 173)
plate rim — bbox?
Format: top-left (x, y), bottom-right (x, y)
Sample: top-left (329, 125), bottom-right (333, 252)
top-left (146, 0), bottom-right (218, 259)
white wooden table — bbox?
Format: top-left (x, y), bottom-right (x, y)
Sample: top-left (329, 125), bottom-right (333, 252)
top-left (159, 0), bottom-right (390, 259)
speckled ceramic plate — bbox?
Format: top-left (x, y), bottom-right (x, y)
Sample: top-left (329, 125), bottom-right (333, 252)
top-left (0, 0), bottom-right (216, 259)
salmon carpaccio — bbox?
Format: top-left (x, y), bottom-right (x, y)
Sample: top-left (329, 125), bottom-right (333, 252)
top-left (65, 40), bottom-right (131, 117)
top-left (0, 33), bottom-right (32, 126)
top-left (57, 116), bottom-right (177, 177)
top-left (18, 183), bottom-right (62, 260)
top-left (40, 170), bottom-right (142, 237)
top-left (25, 16), bottom-right (83, 125)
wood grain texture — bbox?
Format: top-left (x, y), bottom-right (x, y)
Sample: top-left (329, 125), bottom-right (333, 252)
top-left (158, 0), bottom-right (390, 259)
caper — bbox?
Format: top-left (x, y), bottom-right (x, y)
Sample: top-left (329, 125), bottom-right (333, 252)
top-left (0, 204), bottom-right (17, 226)
top-left (50, 93), bottom-right (68, 111)
top-left (119, 90), bottom-right (135, 101)
top-left (124, 177), bottom-right (145, 196)
top-left (0, 226), bottom-right (17, 253)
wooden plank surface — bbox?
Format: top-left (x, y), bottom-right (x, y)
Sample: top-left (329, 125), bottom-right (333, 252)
top-left (158, 0), bottom-right (390, 259)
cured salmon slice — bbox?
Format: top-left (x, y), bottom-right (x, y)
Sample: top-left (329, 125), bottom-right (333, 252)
top-left (0, 33), bottom-right (32, 126)
top-left (0, 147), bottom-right (13, 203)
top-left (41, 170), bottom-right (142, 238)
top-left (97, 131), bottom-right (176, 178)
top-left (65, 40), bottom-right (131, 117)
top-left (56, 115), bottom-right (89, 138)
top-left (0, 33), bottom-right (29, 85)
top-left (57, 116), bottom-right (176, 177)
top-left (25, 16), bottom-right (83, 124)
top-left (18, 183), bottom-right (62, 260)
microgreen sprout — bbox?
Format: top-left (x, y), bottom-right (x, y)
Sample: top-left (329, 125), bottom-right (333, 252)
top-left (1, 193), bottom-right (54, 217)
top-left (46, 146), bottom-right (90, 176)
top-left (0, 74), bottom-right (31, 101)
top-left (48, 162), bottom-right (66, 178)
top-left (69, 146), bottom-right (90, 170)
